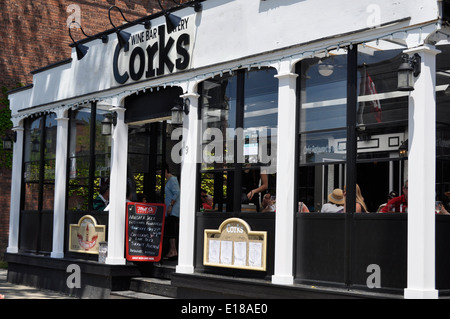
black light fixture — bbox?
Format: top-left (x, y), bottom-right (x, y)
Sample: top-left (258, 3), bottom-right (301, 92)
top-left (398, 53), bottom-right (421, 91)
top-left (108, 6), bottom-right (132, 50)
top-left (399, 139), bottom-right (408, 158)
top-left (158, 0), bottom-right (202, 34)
top-left (2, 131), bottom-right (16, 151)
top-left (157, 0), bottom-right (182, 34)
top-left (101, 112), bottom-right (118, 136)
top-left (171, 98), bottom-right (190, 125)
top-left (68, 22), bottom-right (90, 60)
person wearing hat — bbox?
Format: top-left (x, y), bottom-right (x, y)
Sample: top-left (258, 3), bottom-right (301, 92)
top-left (376, 190), bottom-right (398, 213)
top-left (321, 189), bottom-right (345, 213)
top-left (380, 180), bottom-right (408, 213)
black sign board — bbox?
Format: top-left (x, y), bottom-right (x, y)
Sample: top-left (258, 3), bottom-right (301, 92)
top-left (126, 202), bottom-right (166, 262)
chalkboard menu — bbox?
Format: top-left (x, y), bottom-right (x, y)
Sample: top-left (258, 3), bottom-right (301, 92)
top-left (126, 202), bottom-right (166, 262)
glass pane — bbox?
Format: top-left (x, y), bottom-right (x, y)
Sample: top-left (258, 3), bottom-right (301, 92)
top-left (243, 68), bottom-right (278, 169)
top-left (199, 171), bottom-right (231, 212)
top-left (356, 42), bottom-right (408, 162)
top-left (96, 109), bottom-right (112, 158)
top-left (68, 155), bottom-right (90, 179)
top-left (240, 68), bottom-right (278, 212)
top-left (67, 184), bottom-right (89, 211)
top-left (24, 161), bottom-right (40, 182)
top-left (44, 113), bottom-right (57, 160)
top-left (299, 130), bottom-right (346, 165)
top-left (24, 117), bottom-right (42, 163)
top-left (23, 183), bottom-right (39, 211)
top-left (42, 183), bottom-right (55, 211)
top-left (43, 159), bottom-right (56, 181)
top-left (299, 51), bottom-right (348, 132)
top-left (357, 42), bottom-right (407, 125)
top-left (201, 73), bottom-right (237, 170)
top-left (95, 153), bottom-right (111, 178)
top-left (69, 108), bottom-right (91, 157)
top-left (297, 164), bottom-right (345, 213)
top-left (244, 68), bottom-right (278, 130)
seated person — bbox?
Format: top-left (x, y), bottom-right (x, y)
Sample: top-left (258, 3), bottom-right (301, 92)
top-left (202, 194), bottom-right (216, 211)
top-left (344, 184), bottom-right (368, 213)
top-left (380, 180), bottom-right (408, 213)
top-left (376, 190), bottom-right (398, 213)
top-left (298, 201), bottom-right (310, 213)
top-left (261, 193), bottom-right (276, 212)
top-left (321, 189), bottom-right (344, 213)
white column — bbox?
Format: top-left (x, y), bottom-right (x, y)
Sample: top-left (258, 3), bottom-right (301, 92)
top-left (404, 44), bottom-right (440, 299)
top-left (272, 69), bottom-right (298, 285)
top-left (7, 125), bottom-right (24, 254)
top-left (51, 114), bottom-right (69, 258)
top-left (176, 92), bottom-right (200, 274)
top-left (106, 107), bottom-right (128, 265)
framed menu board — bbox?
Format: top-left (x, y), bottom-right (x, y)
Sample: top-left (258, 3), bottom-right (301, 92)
top-left (126, 202), bottom-right (166, 262)
top-left (204, 218), bottom-right (267, 271)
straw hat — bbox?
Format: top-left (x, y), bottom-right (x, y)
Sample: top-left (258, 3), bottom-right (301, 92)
top-left (328, 189), bottom-right (344, 205)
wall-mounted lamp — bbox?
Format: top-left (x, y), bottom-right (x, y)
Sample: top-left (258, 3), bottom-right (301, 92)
top-left (398, 53), bottom-right (421, 91)
top-left (108, 6), bottom-right (132, 50)
top-left (68, 22), bottom-right (90, 60)
top-left (158, 0), bottom-right (202, 34)
top-left (399, 139), bottom-right (408, 158)
top-left (171, 98), bottom-right (190, 125)
top-left (2, 131), bottom-right (16, 151)
top-left (101, 112), bottom-right (118, 136)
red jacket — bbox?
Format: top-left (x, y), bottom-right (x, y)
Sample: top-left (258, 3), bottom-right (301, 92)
top-left (380, 195), bottom-right (407, 213)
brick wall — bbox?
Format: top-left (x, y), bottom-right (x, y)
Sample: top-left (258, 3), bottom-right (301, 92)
top-left (0, 0), bottom-right (188, 261)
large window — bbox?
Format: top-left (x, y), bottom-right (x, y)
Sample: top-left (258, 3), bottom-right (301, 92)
top-left (297, 43), bottom-right (408, 213)
top-left (20, 113), bottom-right (57, 253)
top-left (199, 68), bottom-right (278, 213)
top-left (295, 42), bottom-right (410, 291)
top-left (67, 104), bottom-right (111, 212)
top-left (297, 48), bottom-right (348, 212)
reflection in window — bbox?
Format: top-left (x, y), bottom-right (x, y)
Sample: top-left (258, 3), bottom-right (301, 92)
top-left (67, 105), bottom-right (111, 211)
top-left (299, 53), bottom-right (347, 132)
top-left (200, 68), bottom-right (278, 213)
top-left (23, 113), bottom-right (57, 212)
top-left (297, 41), bottom-right (410, 213)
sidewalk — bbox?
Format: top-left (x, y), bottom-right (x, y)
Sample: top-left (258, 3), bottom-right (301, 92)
top-left (0, 269), bottom-right (77, 299)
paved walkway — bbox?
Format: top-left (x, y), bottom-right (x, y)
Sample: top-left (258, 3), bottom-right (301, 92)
top-left (0, 269), bottom-right (77, 299)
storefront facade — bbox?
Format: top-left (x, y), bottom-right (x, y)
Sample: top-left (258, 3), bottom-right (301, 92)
top-left (6, 0), bottom-right (450, 298)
